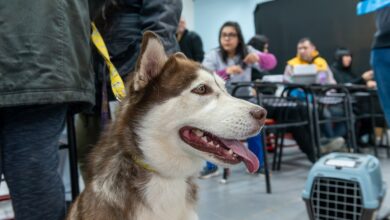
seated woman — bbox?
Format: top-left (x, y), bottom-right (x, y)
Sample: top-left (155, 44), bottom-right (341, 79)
top-left (331, 48), bottom-right (382, 148)
top-left (331, 48), bottom-right (376, 87)
top-left (199, 21), bottom-right (277, 181)
top-left (279, 39), bottom-right (347, 161)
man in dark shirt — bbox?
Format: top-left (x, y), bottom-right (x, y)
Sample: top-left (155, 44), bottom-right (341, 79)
top-left (176, 18), bottom-right (205, 62)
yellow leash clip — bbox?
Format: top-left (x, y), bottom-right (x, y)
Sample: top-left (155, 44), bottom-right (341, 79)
top-left (91, 22), bottom-right (126, 101)
top-left (131, 155), bottom-right (158, 173)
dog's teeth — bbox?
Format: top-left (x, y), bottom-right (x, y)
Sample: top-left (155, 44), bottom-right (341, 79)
top-left (233, 153), bottom-right (238, 157)
top-left (228, 149), bottom-right (233, 155)
top-left (215, 144), bottom-right (220, 148)
top-left (201, 136), bottom-right (208, 142)
top-left (194, 129), bottom-right (204, 137)
top-left (208, 141), bottom-right (214, 146)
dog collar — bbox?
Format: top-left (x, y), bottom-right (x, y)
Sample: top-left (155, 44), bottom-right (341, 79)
top-left (131, 155), bottom-right (158, 173)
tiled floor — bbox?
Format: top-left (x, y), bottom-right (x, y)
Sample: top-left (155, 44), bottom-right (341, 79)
top-left (0, 147), bottom-right (389, 220)
top-left (196, 147), bottom-right (390, 220)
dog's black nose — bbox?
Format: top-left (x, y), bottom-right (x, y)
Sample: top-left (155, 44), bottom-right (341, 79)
top-left (250, 108), bottom-right (267, 121)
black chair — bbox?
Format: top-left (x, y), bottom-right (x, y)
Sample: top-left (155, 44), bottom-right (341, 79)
top-left (225, 82), bottom-right (274, 193)
top-left (346, 85), bottom-right (389, 157)
top-left (308, 84), bottom-right (357, 156)
top-left (263, 83), bottom-right (316, 171)
top-left (59, 111), bottom-right (80, 202)
top-left (227, 82), bottom-right (316, 193)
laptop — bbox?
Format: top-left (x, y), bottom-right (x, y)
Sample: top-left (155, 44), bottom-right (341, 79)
top-left (290, 64), bottom-right (317, 85)
top-left (262, 74), bottom-right (284, 82)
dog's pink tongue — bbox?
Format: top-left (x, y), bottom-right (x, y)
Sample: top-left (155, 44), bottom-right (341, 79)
top-left (220, 139), bottom-right (259, 173)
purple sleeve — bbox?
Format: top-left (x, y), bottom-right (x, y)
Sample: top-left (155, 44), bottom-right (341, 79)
top-left (257, 52), bottom-right (277, 71)
top-left (216, 69), bottom-right (229, 81)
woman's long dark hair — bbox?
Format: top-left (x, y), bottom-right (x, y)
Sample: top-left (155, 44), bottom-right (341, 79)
top-left (333, 47), bottom-right (352, 71)
top-left (218, 21), bottom-right (248, 67)
top-left (248, 35), bottom-right (268, 52)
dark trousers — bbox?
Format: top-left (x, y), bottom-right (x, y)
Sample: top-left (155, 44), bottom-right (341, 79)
top-left (0, 104), bottom-right (67, 220)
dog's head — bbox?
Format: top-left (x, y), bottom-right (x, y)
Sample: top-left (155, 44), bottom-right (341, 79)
top-left (122, 32), bottom-right (266, 177)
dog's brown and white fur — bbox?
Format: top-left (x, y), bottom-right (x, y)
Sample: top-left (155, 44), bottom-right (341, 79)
top-left (67, 32), bottom-right (266, 220)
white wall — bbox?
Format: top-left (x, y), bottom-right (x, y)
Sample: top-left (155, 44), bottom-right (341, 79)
top-left (193, 0), bottom-right (270, 52)
top-left (182, 0), bottom-right (195, 30)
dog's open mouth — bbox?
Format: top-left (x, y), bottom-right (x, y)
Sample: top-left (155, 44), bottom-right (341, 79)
top-left (179, 126), bottom-right (259, 173)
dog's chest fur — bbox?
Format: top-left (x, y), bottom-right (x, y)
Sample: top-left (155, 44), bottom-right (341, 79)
top-left (135, 176), bottom-right (198, 220)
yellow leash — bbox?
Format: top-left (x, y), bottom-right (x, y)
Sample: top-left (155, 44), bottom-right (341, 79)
top-left (91, 23), bottom-right (157, 173)
top-left (131, 155), bottom-right (158, 173)
top-left (91, 22), bottom-right (126, 101)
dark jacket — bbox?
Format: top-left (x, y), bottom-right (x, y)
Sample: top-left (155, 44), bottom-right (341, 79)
top-left (178, 29), bottom-right (204, 62)
top-left (331, 51), bottom-right (364, 84)
top-left (373, 6), bottom-right (390, 49)
top-left (0, 0), bottom-right (95, 110)
top-left (331, 64), bottom-right (365, 85)
top-left (97, 0), bottom-right (182, 77)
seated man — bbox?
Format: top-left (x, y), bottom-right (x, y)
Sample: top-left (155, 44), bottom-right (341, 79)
top-left (284, 38), bottom-right (336, 85)
top-left (281, 38), bottom-right (346, 161)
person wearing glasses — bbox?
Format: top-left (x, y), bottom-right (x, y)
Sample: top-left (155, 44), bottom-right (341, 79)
top-left (200, 21), bottom-right (277, 182)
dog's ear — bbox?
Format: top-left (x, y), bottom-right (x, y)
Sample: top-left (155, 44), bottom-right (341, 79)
top-left (133, 31), bottom-right (167, 91)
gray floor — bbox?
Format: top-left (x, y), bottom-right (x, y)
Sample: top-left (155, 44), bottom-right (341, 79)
top-left (196, 147), bottom-right (390, 220)
top-left (0, 145), bottom-right (389, 219)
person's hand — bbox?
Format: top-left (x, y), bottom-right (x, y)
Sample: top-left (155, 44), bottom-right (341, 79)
top-left (366, 80), bottom-right (377, 89)
top-left (362, 70), bottom-right (374, 81)
top-left (243, 52), bottom-right (259, 65)
top-left (226, 65), bottom-right (243, 75)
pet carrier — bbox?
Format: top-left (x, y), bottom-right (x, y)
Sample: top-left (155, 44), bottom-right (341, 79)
top-left (302, 153), bottom-right (386, 220)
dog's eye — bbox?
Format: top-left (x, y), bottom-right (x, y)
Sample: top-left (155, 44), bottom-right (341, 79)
top-left (191, 84), bottom-right (209, 95)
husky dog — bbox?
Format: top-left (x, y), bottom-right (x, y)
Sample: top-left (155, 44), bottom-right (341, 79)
top-left (67, 31), bottom-right (266, 220)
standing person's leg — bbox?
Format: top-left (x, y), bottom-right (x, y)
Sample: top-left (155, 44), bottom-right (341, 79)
top-left (321, 107), bottom-right (335, 138)
top-left (372, 48), bottom-right (390, 125)
top-left (247, 133), bottom-right (264, 172)
top-left (290, 127), bottom-right (316, 163)
top-left (283, 105), bottom-right (317, 163)
top-left (328, 104), bottom-right (347, 138)
top-left (0, 104), bottom-right (67, 220)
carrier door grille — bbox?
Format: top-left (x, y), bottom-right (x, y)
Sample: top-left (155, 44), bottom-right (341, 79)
top-left (310, 177), bottom-right (363, 220)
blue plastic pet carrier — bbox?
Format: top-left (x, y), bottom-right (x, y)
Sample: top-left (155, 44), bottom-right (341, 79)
top-left (302, 153), bottom-right (386, 220)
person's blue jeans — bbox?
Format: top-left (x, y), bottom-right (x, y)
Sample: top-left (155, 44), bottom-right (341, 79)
top-left (321, 105), bottom-right (347, 138)
top-left (206, 161), bottom-right (217, 170)
top-left (0, 104), bottom-right (67, 220)
top-left (205, 133), bottom-right (264, 171)
top-left (371, 48), bottom-right (390, 125)
top-left (247, 133), bottom-right (265, 169)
